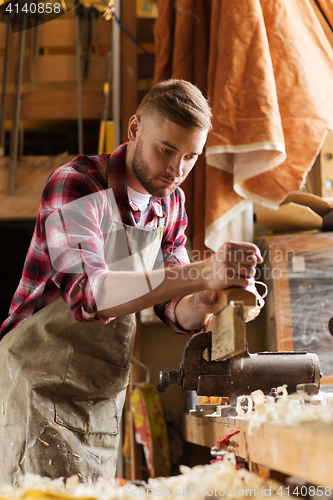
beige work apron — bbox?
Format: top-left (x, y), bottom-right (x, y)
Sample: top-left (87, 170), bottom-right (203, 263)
top-left (0, 214), bottom-right (164, 485)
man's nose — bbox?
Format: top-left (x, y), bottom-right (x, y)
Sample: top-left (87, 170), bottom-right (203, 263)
top-left (166, 157), bottom-right (184, 178)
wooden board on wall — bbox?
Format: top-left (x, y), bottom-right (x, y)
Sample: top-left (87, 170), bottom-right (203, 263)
top-left (0, 154), bottom-right (73, 219)
top-left (4, 91), bottom-right (109, 120)
top-left (0, 18), bottom-right (112, 49)
top-left (0, 17), bottom-right (113, 121)
top-left (32, 55), bottom-right (108, 83)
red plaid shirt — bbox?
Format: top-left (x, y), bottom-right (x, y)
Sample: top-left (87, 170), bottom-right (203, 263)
top-left (0, 144), bottom-right (192, 339)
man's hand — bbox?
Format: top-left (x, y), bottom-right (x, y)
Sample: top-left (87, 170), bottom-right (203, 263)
top-left (174, 290), bottom-right (217, 332)
top-left (175, 241), bottom-right (263, 331)
top-left (97, 240), bottom-right (263, 326)
top-left (201, 241), bottom-right (263, 291)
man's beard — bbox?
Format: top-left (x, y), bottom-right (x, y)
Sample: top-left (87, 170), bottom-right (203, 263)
top-left (131, 140), bottom-right (178, 198)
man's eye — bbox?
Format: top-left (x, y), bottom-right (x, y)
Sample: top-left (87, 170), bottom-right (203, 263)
top-left (185, 155), bottom-right (196, 160)
top-left (161, 148), bottom-right (172, 154)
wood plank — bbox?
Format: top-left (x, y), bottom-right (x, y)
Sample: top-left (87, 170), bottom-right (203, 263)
top-left (209, 302), bottom-right (246, 361)
top-left (305, 154), bottom-right (323, 197)
top-left (4, 91), bottom-right (110, 120)
top-left (282, 192), bottom-right (330, 217)
top-left (32, 54), bottom-right (108, 83)
top-left (2, 81), bottom-right (104, 93)
top-left (247, 422), bottom-right (333, 488)
top-left (320, 130), bottom-right (333, 198)
top-left (0, 54), bottom-right (109, 84)
top-left (0, 19), bottom-right (112, 49)
top-left (1, 79), bottom-right (151, 121)
top-left (322, 376), bottom-right (333, 385)
top-left (264, 232), bottom-right (333, 254)
top-left (210, 288), bottom-right (257, 316)
top-left (183, 414), bottom-right (248, 459)
top-left (256, 203), bottom-right (323, 232)
top-left (0, 154), bottom-right (73, 219)
top-left (183, 413), bottom-right (333, 487)
top-left (38, 19), bottom-right (112, 48)
top-left (24, 91), bottom-right (107, 120)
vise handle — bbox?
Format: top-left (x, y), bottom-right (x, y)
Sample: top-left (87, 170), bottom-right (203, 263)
top-left (158, 368), bottom-right (182, 392)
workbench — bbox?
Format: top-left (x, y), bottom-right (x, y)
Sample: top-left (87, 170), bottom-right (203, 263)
top-left (183, 412), bottom-right (333, 488)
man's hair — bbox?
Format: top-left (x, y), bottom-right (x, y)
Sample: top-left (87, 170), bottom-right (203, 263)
top-left (136, 79), bottom-right (212, 131)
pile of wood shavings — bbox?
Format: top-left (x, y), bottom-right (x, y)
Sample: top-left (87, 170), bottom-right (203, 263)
top-left (0, 474), bottom-right (126, 500)
top-left (235, 386), bottom-right (333, 434)
top-left (0, 460), bottom-right (286, 499)
top-left (146, 461), bottom-right (284, 498)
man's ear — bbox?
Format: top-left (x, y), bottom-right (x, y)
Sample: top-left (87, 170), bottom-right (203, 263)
top-left (128, 114), bottom-right (140, 141)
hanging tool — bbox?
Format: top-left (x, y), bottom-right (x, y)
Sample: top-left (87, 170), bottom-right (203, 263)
top-left (8, 14), bottom-right (27, 195)
top-left (75, 0), bottom-right (84, 155)
top-left (34, 22), bottom-right (41, 65)
top-left (90, 6), bottom-right (99, 55)
top-left (0, 15), bottom-right (12, 157)
top-left (29, 14), bottom-right (39, 91)
top-left (83, 6), bottom-right (99, 80)
top-left (82, 4), bottom-right (90, 80)
top-left (98, 18), bottom-right (112, 154)
top-left (19, 93), bottom-right (25, 158)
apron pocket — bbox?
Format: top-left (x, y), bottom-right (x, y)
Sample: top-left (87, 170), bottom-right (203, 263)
top-left (53, 350), bottom-right (130, 435)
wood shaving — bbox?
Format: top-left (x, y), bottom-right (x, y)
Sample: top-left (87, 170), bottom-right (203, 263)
top-left (0, 461), bottom-right (287, 499)
top-left (37, 438), bottom-right (50, 447)
top-left (235, 389), bottom-right (333, 434)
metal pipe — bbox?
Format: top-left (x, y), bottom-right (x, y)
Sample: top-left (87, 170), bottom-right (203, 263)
top-left (98, 17), bottom-right (113, 155)
top-left (0, 19), bottom-right (12, 157)
top-left (8, 16), bottom-right (27, 195)
top-left (75, 1), bottom-right (84, 155)
top-left (113, 0), bottom-right (121, 148)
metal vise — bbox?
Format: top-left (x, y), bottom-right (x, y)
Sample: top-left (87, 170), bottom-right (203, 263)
top-left (158, 332), bottom-right (321, 405)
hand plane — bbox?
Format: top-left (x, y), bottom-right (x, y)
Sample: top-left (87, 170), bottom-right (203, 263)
top-left (158, 290), bottom-right (321, 405)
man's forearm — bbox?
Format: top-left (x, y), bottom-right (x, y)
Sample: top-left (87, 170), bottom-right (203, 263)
top-left (96, 241), bottom-right (262, 327)
top-left (96, 261), bottom-right (206, 318)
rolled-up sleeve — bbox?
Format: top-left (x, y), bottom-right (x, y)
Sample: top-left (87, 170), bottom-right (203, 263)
top-left (41, 167), bottom-right (114, 323)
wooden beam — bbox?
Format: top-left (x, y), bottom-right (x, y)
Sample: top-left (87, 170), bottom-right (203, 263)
top-left (0, 19), bottom-right (112, 49)
top-left (183, 413), bottom-right (333, 488)
top-left (183, 414), bottom-right (248, 458)
top-left (0, 54), bottom-right (108, 85)
top-left (0, 154), bottom-right (73, 219)
top-left (4, 91), bottom-right (110, 120)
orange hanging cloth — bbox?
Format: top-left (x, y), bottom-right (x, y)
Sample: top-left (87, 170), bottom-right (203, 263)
top-left (155, 0), bottom-right (333, 251)
top-left (130, 383), bottom-right (170, 478)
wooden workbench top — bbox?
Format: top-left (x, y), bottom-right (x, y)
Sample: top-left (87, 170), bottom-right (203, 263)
top-left (183, 412), bottom-right (333, 488)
